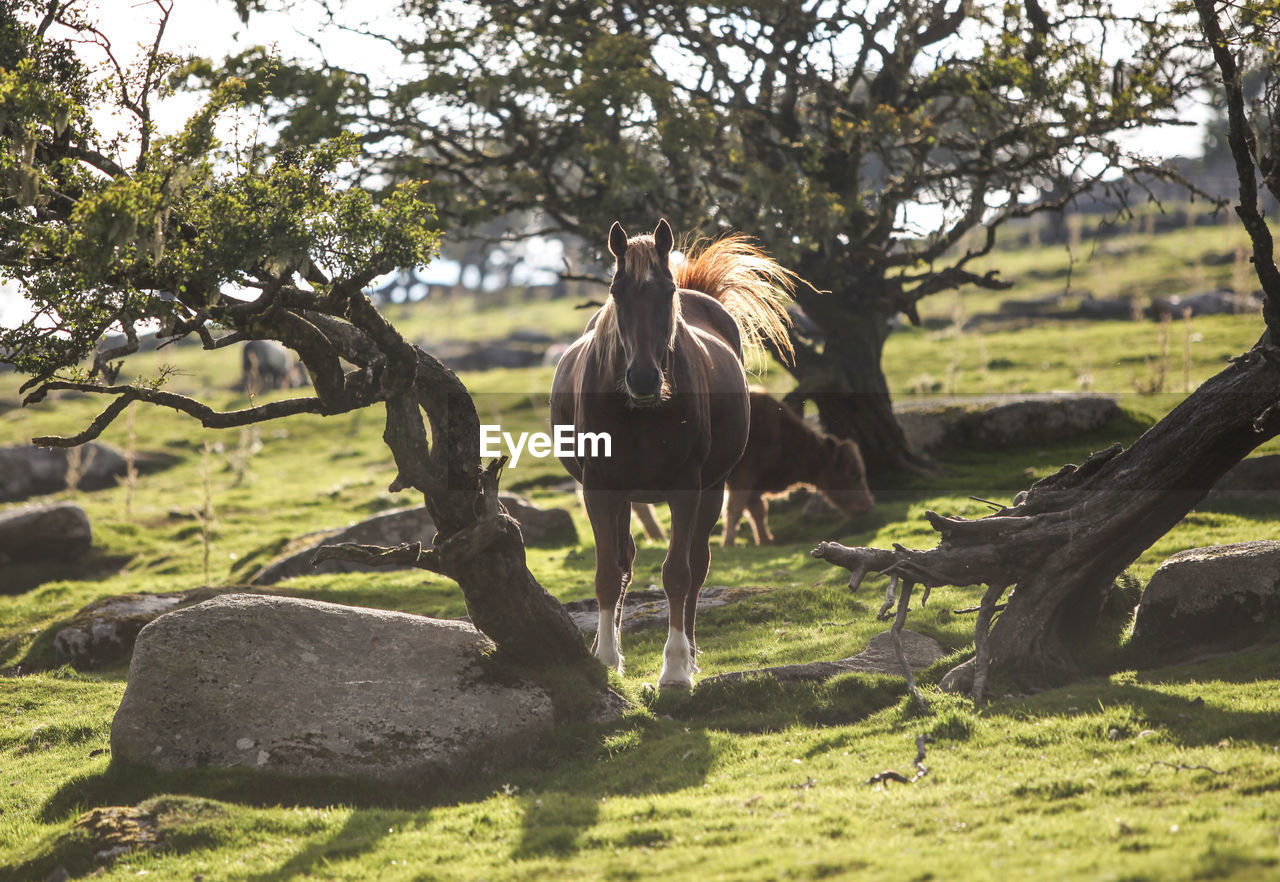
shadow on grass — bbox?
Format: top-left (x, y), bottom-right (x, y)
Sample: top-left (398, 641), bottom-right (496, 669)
top-left (507, 718), bottom-right (715, 860)
top-left (15, 761), bottom-right (431, 882)
top-left (242, 808), bottom-right (418, 882)
top-left (983, 642), bottom-right (1280, 750)
top-left (40, 760), bottom-right (415, 825)
top-left (31, 708), bottom-right (714, 872)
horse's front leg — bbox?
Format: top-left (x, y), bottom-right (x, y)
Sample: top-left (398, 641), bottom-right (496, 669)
top-left (659, 489), bottom-right (701, 689)
top-left (584, 487), bottom-right (631, 673)
top-left (685, 482), bottom-right (726, 674)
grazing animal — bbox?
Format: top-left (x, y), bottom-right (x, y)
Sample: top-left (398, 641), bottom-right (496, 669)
top-left (550, 220), bottom-right (794, 688)
top-left (241, 340), bottom-right (307, 393)
top-left (722, 391), bottom-right (874, 546)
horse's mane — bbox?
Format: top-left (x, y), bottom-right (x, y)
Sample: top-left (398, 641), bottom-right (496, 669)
top-left (674, 234), bottom-right (795, 362)
top-left (590, 230), bottom-right (796, 367)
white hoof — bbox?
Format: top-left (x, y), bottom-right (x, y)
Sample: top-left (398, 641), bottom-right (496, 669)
top-left (658, 627), bottom-right (696, 689)
top-left (594, 608), bottom-right (624, 674)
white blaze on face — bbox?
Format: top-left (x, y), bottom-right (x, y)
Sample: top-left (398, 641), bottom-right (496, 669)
top-left (595, 608), bottom-right (623, 673)
top-left (659, 627), bottom-right (696, 689)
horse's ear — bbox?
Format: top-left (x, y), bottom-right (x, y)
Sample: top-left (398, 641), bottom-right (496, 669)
top-left (608, 222), bottom-right (629, 260)
top-left (653, 218), bottom-right (674, 257)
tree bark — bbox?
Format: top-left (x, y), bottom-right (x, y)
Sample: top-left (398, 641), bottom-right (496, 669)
top-left (814, 338), bottom-right (1280, 690)
top-left (273, 306), bottom-right (598, 678)
top-left (372, 345), bottom-right (597, 674)
top-left (785, 281), bottom-right (935, 478)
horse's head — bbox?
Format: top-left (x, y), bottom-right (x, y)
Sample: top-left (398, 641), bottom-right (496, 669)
top-left (818, 436), bottom-right (876, 516)
top-left (605, 219), bottom-right (678, 407)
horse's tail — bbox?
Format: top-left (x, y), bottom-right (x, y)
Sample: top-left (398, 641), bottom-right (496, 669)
top-left (673, 234), bottom-right (797, 363)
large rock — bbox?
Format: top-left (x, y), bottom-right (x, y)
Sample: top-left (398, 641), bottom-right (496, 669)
top-left (431, 338), bottom-right (547, 372)
top-left (248, 506), bottom-right (436, 584)
top-left (248, 495), bottom-right (576, 584)
top-left (0, 503), bottom-right (91, 566)
top-left (1131, 541), bottom-right (1280, 661)
top-left (0, 442), bottom-right (176, 502)
top-left (54, 591), bottom-right (203, 670)
top-left (0, 443), bottom-right (127, 501)
top-left (498, 494), bottom-right (578, 546)
top-left (895, 395), bottom-right (1120, 454)
top-left (1204, 455), bottom-right (1280, 505)
top-left (1147, 289), bottom-right (1260, 319)
top-left (111, 595), bottom-right (557, 785)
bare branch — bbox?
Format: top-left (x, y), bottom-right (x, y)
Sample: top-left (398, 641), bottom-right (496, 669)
top-left (1194, 0), bottom-right (1280, 336)
top-left (311, 540), bottom-right (440, 572)
top-left (25, 381), bottom-right (337, 446)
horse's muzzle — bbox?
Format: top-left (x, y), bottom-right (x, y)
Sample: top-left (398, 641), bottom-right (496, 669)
top-left (626, 390), bottom-right (664, 407)
top-left (624, 364), bottom-right (666, 406)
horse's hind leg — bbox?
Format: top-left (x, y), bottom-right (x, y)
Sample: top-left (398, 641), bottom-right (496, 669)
top-left (684, 482), bottom-right (726, 674)
top-left (721, 487), bottom-right (751, 547)
top-left (746, 495), bottom-right (774, 545)
top-left (584, 488), bottom-right (630, 673)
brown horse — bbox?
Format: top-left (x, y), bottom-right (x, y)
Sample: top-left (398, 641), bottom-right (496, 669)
top-left (722, 390), bottom-right (875, 546)
top-left (550, 220), bottom-right (794, 688)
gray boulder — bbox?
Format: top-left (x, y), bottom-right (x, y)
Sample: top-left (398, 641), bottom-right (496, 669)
top-left (111, 594), bottom-right (557, 786)
top-left (1147, 289), bottom-right (1260, 319)
top-left (248, 506), bottom-right (435, 585)
top-left (498, 494), bottom-right (578, 546)
top-left (0, 442), bottom-right (176, 502)
top-left (896, 395), bottom-right (1120, 454)
top-left (249, 495), bottom-right (576, 584)
top-left (1204, 455), bottom-right (1280, 505)
top-left (0, 442), bottom-right (126, 501)
top-left (0, 503), bottom-right (91, 566)
top-left (54, 592), bottom-right (196, 670)
top-left (433, 339), bottom-right (545, 372)
top-left (1131, 541), bottom-right (1280, 661)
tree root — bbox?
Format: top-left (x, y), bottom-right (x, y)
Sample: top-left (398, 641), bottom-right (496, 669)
top-left (1142, 761), bottom-right (1225, 776)
top-left (812, 539), bottom-right (1010, 704)
top-left (865, 734), bottom-right (934, 785)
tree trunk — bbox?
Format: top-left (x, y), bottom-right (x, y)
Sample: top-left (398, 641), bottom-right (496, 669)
top-left (786, 282), bottom-right (934, 477)
top-left (314, 321), bottom-right (597, 677)
top-left (434, 512), bottom-right (601, 681)
top-left (814, 337), bottom-right (1280, 690)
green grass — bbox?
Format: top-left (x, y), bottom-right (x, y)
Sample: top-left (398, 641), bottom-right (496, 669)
top-left (2, 224), bottom-right (1279, 880)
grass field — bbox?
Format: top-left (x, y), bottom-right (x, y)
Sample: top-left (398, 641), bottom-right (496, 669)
top-left (2, 223), bottom-right (1279, 881)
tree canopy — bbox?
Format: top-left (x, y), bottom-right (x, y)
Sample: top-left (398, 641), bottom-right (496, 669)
top-left (0, 0), bottom-right (597, 680)
top-left (199, 0), bottom-right (1209, 471)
